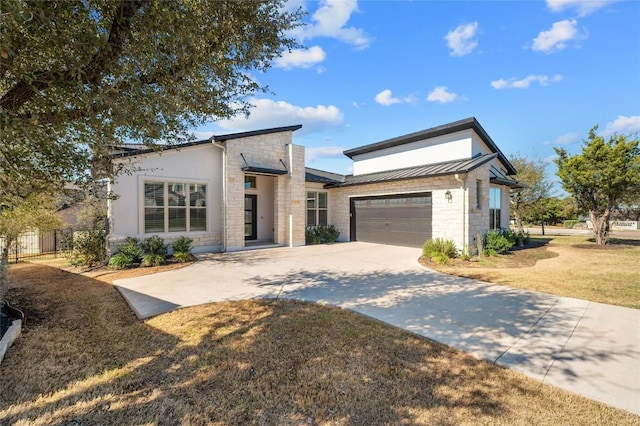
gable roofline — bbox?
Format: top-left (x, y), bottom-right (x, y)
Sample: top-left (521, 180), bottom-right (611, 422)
top-left (213, 124), bottom-right (302, 142)
top-left (342, 117), bottom-right (517, 175)
top-left (111, 125), bottom-right (303, 158)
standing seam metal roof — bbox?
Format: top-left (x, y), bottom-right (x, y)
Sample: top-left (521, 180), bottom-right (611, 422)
top-left (325, 153), bottom-right (498, 188)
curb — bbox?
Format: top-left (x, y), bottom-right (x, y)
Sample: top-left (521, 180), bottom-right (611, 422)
top-left (0, 318), bottom-right (22, 364)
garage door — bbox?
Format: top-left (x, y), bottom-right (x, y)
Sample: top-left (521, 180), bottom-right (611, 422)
top-left (350, 193), bottom-right (432, 247)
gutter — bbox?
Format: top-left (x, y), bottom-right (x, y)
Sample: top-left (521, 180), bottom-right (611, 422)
top-left (212, 141), bottom-right (226, 252)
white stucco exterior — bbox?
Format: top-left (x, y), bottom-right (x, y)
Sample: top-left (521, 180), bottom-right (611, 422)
top-left (107, 118), bottom-right (517, 255)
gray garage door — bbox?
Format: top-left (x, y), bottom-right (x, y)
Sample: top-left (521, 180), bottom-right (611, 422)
top-left (350, 193), bottom-right (432, 247)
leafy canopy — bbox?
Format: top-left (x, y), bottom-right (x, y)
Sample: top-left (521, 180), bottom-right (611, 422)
top-left (554, 127), bottom-right (639, 217)
top-left (0, 0), bottom-right (304, 203)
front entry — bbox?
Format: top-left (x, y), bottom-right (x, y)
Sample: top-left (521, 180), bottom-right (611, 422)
top-left (244, 194), bottom-right (257, 241)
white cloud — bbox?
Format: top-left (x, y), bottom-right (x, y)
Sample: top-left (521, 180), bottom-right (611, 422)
top-left (555, 132), bottom-right (580, 145)
top-left (217, 98), bottom-right (344, 135)
top-left (532, 19), bottom-right (582, 53)
top-left (491, 74), bottom-right (563, 89)
top-left (375, 89), bottom-right (401, 106)
top-left (274, 46), bottom-right (326, 69)
top-left (444, 22), bottom-right (479, 57)
top-left (296, 0), bottom-right (370, 49)
top-left (546, 0), bottom-right (616, 17)
top-left (602, 115), bottom-right (640, 136)
top-left (306, 146), bottom-right (346, 163)
top-left (427, 86), bottom-right (458, 103)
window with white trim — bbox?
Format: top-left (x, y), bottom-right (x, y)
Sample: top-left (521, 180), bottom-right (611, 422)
top-left (489, 187), bottom-right (501, 229)
top-left (144, 181), bottom-right (207, 233)
top-left (306, 191), bottom-right (328, 226)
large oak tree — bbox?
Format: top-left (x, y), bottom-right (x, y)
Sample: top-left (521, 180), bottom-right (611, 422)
top-left (0, 0), bottom-right (304, 204)
top-left (554, 126), bottom-right (639, 245)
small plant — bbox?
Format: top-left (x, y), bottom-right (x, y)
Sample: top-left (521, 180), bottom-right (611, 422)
top-left (108, 237), bottom-right (143, 269)
top-left (142, 253), bottom-right (165, 267)
top-left (483, 229), bottom-right (514, 256)
top-left (422, 238), bottom-right (458, 262)
top-left (305, 225), bottom-right (340, 245)
top-left (142, 235), bottom-right (168, 257)
top-left (108, 252), bottom-right (136, 269)
top-left (172, 251), bottom-right (195, 263)
top-left (172, 236), bottom-right (193, 254)
top-left (65, 229), bottom-right (107, 267)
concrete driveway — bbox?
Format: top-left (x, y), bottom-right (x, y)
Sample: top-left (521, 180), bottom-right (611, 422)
top-left (114, 242), bottom-right (640, 415)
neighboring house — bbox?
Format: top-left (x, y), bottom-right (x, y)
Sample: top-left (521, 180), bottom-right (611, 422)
top-left (108, 117), bottom-right (519, 254)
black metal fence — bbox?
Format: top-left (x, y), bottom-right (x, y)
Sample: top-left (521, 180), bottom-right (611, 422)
top-left (1, 228), bottom-right (74, 264)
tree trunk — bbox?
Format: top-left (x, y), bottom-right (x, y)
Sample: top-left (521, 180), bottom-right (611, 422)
top-left (514, 210), bottom-right (525, 234)
top-left (541, 219), bottom-right (545, 236)
top-left (589, 210), bottom-right (610, 245)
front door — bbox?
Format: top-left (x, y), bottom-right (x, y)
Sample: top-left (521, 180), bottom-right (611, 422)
top-left (244, 194), bottom-right (257, 241)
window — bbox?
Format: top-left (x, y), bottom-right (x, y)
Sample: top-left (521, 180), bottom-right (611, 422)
top-left (476, 180), bottom-right (482, 210)
top-left (489, 187), bottom-right (501, 229)
top-left (244, 175), bottom-right (256, 189)
top-left (307, 191), bottom-right (328, 226)
top-left (144, 182), bottom-right (207, 233)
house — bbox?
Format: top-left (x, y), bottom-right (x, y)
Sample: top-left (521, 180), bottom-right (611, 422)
top-left (108, 117), bottom-right (519, 254)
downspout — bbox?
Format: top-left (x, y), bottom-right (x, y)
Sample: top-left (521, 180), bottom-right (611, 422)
top-left (212, 141), bottom-right (226, 252)
top-left (287, 143), bottom-right (294, 248)
top-left (454, 173), bottom-right (467, 254)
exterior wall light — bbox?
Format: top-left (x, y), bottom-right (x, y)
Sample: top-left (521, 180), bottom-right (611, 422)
top-left (445, 190), bottom-right (453, 203)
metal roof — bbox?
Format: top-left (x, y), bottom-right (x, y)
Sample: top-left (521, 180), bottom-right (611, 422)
top-left (326, 153), bottom-right (498, 188)
top-left (111, 125), bottom-right (303, 158)
top-left (305, 167), bottom-right (345, 184)
top-left (342, 117), bottom-right (517, 175)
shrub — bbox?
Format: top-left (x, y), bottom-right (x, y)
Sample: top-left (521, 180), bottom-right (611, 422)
top-left (108, 252), bottom-right (136, 269)
top-left (422, 238), bottom-right (458, 261)
top-left (117, 237), bottom-right (143, 263)
top-left (305, 225), bottom-right (340, 244)
top-left (172, 251), bottom-right (195, 263)
top-left (66, 229), bottom-right (107, 267)
top-left (484, 229), bottom-right (514, 256)
top-left (172, 236), bottom-right (193, 254)
top-left (107, 237), bottom-right (143, 269)
top-left (141, 235), bottom-right (167, 257)
top-left (564, 220), bottom-right (581, 229)
top-left (142, 253), bottom-right (165, 267)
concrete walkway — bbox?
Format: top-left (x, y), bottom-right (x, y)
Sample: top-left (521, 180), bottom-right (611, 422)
top-left (114, 242), bottom-right (640, 415)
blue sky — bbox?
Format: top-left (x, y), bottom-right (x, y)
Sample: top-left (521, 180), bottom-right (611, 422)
top-left (195, 0), bottom-right (640, 180)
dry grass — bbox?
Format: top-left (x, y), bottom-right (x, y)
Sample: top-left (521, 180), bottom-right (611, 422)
top-left (423, 236), bottom-right (640, 309)
top-left (1, 262), bottom-right (638, 425)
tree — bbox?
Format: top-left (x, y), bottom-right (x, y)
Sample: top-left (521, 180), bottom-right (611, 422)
top-left (0, 192), bottom-right (62, 261)
top-left (509, 154), bottom-right (553, 234)
top-left (554, 126), bottom-right (640, 245)
top-left (1, 0), bottom-right (304, 204)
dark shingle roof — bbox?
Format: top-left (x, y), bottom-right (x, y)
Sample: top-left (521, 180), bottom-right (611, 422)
top-left (343, 117), bottom-right (517, 175)
top-left (326, 153), bottom-right (498, 188)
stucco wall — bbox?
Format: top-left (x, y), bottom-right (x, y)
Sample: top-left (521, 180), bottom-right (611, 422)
top-left (109, 144), bottom-right (223, 253)
top-left (352, 129), bottom-right (475, 175)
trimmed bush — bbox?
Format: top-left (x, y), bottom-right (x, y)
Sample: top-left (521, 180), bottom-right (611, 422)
top-left (142, 235), bottom-right (167, 257)
top-left (108, 252), bottom-right (136, 269)
top-left (564, 220), bottom-right (581, 229)
top-left (422, 238), bottom-right (458, 262)
top-left (172, 236), bottom-right (193, 254)
top-left (142, 253), bottom-right (165, 267)
top-left (108, 237), bottom-right (143, 269)
top-left (484, 229), bottom-right (514, 256)
top-left (305, 225), bottom-right (340, 245)
top-left (173, 251), bottom-right (195, 263)
top-left (66, 229), bottom-right (107, 267)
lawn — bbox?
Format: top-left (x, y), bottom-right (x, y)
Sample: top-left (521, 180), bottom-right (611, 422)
top-left (1, 261), bottom-right (638, 425)
top-left (422, 235), bottom-right (640, 309)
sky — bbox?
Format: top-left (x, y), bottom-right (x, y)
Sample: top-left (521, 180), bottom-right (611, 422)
top-left (194, 0), bottom-right (640, 183)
